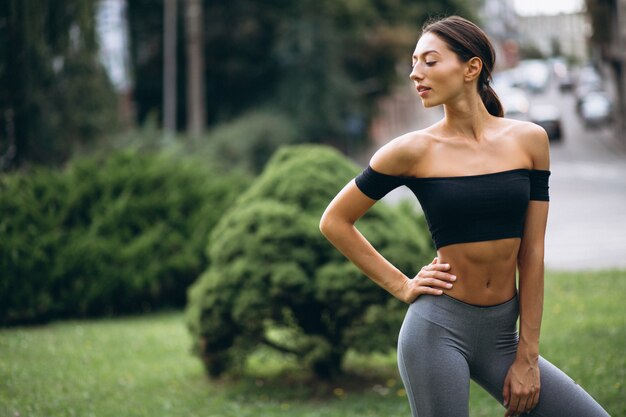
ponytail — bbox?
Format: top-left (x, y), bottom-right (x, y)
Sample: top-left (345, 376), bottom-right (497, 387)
top-left (479, 82), bottom-right (504, 117)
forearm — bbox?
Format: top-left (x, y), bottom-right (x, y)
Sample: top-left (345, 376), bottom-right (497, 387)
top-left (320, 219), bottom-right (410, 300)
top-left (516, 251), bottom-right (545, 361)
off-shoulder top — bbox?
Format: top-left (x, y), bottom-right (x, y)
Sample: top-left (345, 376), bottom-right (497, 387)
top-left (354, 165), bottom-right (550, 249)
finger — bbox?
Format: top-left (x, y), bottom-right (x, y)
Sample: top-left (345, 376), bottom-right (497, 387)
top-left (416, 280), bottom-right (443, 295)
top-left (509, 395), bottom-right (521, 415)
top-left (417, 286), bottom-right (443, 296)
top-left (422, 267), bottom-right (453, 280)
top-left (427, 270), bottom-right (456, 281)
top-left (517, 395), bottom-right (532, 414)
top-left (515, 394), bottom-right (527, 415)
top-left (419, 277), bottom-right (454, 289)
top-left (526, 386), bottom-right (539, 411)
top-left (530, 388), bottom-right (540, 410)
top-left (527, 392), bottom-right (537, 413)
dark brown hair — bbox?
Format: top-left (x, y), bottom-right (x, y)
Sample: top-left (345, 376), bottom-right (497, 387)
top-left (421, 15), bottom-right (504, 117)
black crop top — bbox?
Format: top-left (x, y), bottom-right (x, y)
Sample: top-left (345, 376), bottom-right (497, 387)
top-left (354, 165), bottom-right (550, 249)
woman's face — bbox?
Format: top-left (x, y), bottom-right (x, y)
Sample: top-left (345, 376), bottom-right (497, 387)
top-left (410, 32), bottom-right (468, 108)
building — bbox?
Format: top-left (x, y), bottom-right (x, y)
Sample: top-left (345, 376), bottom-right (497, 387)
top-left (516, 12), bottom-right (590, 62)
top-left (481, 0), bottom-right (520, 69)
top-left (587, 0), bottom-right (626, 141)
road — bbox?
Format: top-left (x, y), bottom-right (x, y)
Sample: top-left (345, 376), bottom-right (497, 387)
top-left (535, 80), bottom-right (626, 271)
top-left (359, 76), bottom-right (626, 271)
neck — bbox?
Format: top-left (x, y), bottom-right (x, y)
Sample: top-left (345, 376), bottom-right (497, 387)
top-left (441, 89), bottom-right (493, 143)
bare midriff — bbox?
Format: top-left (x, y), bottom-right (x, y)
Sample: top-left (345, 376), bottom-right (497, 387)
top-left (437, 237), bottom-right (520, 306)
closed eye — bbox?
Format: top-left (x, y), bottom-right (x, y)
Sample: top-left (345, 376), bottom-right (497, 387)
top-left (411, 61), bottom-right (437, 68)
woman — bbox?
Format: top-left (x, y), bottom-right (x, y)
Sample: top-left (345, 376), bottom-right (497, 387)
top-left (319, 15), bottom-right (609, 417)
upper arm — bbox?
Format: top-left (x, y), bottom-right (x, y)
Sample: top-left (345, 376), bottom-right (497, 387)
top-left (320, 132), bottom-right (426, 229)
top-left (518, 124), bottom-right (551, 260)
top-left (525, 123), bottom-right (551, 171)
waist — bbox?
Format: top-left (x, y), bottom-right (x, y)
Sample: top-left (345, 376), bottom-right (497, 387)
top-left (410, 292), bottom-right (519, 330)
top-left (437, 239), bottom-right (520, 305)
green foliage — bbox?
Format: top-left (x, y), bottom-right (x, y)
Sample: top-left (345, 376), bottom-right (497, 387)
top-left (186, 144), bottom-right (432, 379)
top-left (518, 43), bottom-right (546, 60)
top-left (0, 0), bottom-right (118, 170)
top-left (0, 168), bottom-right (70, 321)
top-left (202, 109), bottom-right (301, 174)
top-left (127, 0), bottom-right (473, 142)
top-left (0, 148), bottom-right (250, 324)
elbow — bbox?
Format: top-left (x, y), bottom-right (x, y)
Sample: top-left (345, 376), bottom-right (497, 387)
top-left (319, 212), bottom-right (333, 238)
top-left (319, 211), bottom-right (351, 239)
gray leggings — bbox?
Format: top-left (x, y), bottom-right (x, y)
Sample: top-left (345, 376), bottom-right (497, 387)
top-left (397, 293), bottom-right (610, 417)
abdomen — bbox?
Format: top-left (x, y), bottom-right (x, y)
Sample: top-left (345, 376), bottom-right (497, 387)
top-left (436, 238), bottom-right (520, 306)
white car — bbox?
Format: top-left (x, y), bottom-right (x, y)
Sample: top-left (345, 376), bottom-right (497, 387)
top-left (497, 87), bottom-right (530, 120)
top-left (580, 92), bottom-right (612, 127)
top-left (529, 104), bottom-right (563, 142)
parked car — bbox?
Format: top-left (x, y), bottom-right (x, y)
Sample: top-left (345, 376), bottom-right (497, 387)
top-left (519, 60), bottom-right (551, 93)
top-left (493, 68), bottom-right (524, 90)
top-left (529, 104), bottom-right (563, 142)
top-left (575, 82), bottom-right (605, 116)
top-left (577, 65), bottom-right (603, 86)
top-left (580, 92), bottom-right (613, 128)
top-left (551, 58), bottom-right (575, 91)
top-left (497, 87), bottom-right (530, 120)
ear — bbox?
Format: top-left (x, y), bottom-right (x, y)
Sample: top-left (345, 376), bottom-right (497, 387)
top-left (464, 57), bottom-right (483, 82)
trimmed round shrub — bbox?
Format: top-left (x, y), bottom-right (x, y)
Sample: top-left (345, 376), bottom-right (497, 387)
top-left (185, 144), bottom-right (433, 379)
top-left (0, 148), bottom-right (250, 324)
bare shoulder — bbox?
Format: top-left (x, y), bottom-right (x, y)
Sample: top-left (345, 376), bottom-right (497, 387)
top-left (368, 130), bottom-right (433, 176)
top-left (502, 118), bottom-right (551, 170)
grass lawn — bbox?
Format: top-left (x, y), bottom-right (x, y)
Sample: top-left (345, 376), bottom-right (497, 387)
top-left (1, 268), bottom-right (624, 417)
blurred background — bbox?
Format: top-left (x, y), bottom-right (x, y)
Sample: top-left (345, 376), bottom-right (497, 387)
top-left (1, 1), bottom-right (625, 416)
top-left (2, 0), bottom-right (625, 168)
top-left (3, 0), bottom-right (626, 270)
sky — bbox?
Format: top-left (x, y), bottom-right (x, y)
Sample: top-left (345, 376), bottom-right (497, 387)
top-left (96, 0), bottom-right (131, 91)
top-left (513, 0), bottom-right (584, 16)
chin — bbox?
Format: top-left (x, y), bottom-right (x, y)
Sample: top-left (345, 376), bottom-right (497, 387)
top-left (421, 99), bottom-right (441, 108)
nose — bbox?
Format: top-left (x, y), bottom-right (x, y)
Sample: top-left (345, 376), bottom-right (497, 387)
top-left (409, 65), bottom-right (424, 82)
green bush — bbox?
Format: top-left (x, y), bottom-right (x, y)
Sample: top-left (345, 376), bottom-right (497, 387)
top-left (0, 148), bottom-right (250, 324)
top-left (201, 109), bottom-right (300, 175)
top-left (0, 168), bottom-right (70, 322)
top-left (185, 144), bottom-right (433, 379)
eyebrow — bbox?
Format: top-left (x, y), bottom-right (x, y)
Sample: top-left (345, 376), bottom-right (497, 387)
top-left (412, 50), bottom-right (441, 60)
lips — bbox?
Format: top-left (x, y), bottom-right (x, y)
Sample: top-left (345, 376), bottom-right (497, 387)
top-left (416, 85), bottom-right (432, 97)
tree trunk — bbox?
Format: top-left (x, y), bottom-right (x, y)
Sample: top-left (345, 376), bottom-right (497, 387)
top-left (312, 347), bottom-right (344, 380)
top-left (163, 0), bottom-right (177, 135)
top-left (616, 0), bottom-right (626, 141)
top-left (185, 0), bottom-right (205, 137)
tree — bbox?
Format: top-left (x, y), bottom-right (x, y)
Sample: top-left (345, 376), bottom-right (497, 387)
top-left (127, 0), bottom-right (473, 141)
top-left (0, 0), bottom-right (118, 170)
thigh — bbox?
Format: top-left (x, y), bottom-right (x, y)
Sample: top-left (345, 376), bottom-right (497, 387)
top-left (529, 358), bottom-right (610, 417)
top-left (398, 303), bottom-right (471, 417)
top-left (473, 351), bottom-right (610, 417)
